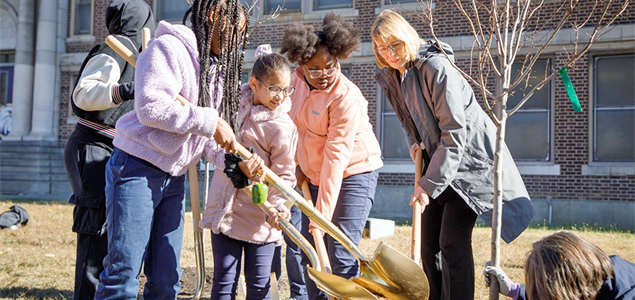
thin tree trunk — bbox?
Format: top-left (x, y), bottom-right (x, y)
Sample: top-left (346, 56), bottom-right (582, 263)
top-left (490, 92), bottom-right (509, 300)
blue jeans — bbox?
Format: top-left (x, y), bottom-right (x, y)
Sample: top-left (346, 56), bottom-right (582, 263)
top-left (211, 232), bottom-right (275, 300)
top-left (95, 148), bottom-right (186, 300)
top-left (301, 170), bottom-right (378, 300)
top-left (272, 205), bottom-right (307, 299)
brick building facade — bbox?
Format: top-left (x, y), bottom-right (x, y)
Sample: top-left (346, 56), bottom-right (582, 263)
top-left (1, 0), bottom-right (633, 228)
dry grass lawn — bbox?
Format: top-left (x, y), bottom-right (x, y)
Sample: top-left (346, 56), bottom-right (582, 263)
top-left (1, 199), bottom-right (633, 300)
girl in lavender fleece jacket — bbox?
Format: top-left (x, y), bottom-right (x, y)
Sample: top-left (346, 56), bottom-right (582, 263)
top-left (94, 1), bottom-right (262, 299)
top-left (199, 45), bottom-right (297, 300)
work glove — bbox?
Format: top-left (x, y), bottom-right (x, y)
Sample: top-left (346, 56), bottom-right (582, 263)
top-left (484, 265), bottom-right (519, 298)
top-left (112, 81), bottom-right (134, 105)
top-left (224, 153), bottom-right (250, 189)
top-left (118, 82), bottom-right (135, 101)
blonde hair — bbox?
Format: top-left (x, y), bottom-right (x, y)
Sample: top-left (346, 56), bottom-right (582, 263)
top-left (525, 231), bottom-right (614, 300)
top-left (370, 10), bottom-right (425, 69)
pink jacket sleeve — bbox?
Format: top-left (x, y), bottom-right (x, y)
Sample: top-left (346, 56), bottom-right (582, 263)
top-left (267, 125), bottom-right (298, 214)
top-left (315, 97), bottom-right (361, 221)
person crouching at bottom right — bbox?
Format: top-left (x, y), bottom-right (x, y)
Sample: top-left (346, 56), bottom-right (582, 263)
top-left (485, 230), bottom-right (635, 300)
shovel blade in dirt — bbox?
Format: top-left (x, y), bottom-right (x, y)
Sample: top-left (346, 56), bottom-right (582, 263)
top-left (307, 266), bottom-right (379, 300)
top-left (351, 242), bottom-right (430, 300)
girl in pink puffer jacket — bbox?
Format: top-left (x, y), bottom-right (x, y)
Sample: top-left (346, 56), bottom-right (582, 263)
top-left (200, 45), bottom-right (298, 300)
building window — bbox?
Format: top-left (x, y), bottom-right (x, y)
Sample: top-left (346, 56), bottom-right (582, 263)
top-left (341, 66), bottom-right (350, 78)
top-left (379, 91), bottom-right (410, 161)
top-left (265, 0), bottom-right (301, 14)
top-left (69, 74), bottom-right (79, 118)
top-left (314, 0), bottom-right (352, 11)
top-left (241, 70), bottom-right (250, 85)
top-left (73, 0), bottom-right (92, 35)
top-left (505, 59), bottom-right (551, 162)
top-left (384, 0), bottom-right (416, 4)
top-left (157, 0), bottom-right (190, 23)
top-left (0, 67), bottom-right (13, 106)
top-left (0, 52), bottom-right (14, 106)
top-left (593, 54), bottom-right (635, 162)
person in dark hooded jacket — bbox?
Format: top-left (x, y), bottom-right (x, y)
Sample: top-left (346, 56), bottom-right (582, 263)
top-left (485, 231), bottom-right (635, 300)
top-left (63, 1), bottom-right (155, 299)
top-left (372, 9), bottom-right (534, 300)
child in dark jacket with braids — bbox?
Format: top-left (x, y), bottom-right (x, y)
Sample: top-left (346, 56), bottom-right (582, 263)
top-left (95, 0), bottom-right (265, 298)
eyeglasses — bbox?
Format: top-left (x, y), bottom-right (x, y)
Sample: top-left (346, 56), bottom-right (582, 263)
top-left (304, 66), bottom-right (337, 79)
top-left (258, 79), bottom-right (295, 97)
top-left (375, 41), bottom-right (405, 56)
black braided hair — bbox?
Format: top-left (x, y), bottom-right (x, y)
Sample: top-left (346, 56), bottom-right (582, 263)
top-left (183, 0), bottom-right (249, 133)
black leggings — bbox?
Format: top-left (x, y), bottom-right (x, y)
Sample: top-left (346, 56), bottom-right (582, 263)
top-left (420, 187), bottom-right (478, 300)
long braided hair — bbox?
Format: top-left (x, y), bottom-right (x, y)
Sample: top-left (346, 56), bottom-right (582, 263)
top-left (183, 0), bottom-right (249, 133)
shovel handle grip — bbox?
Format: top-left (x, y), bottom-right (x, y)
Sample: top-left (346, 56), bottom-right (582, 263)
top-left (188, 164), bottom-right (203, 234)
top-left (411, 149), bottom-right (423, 263)
top-left (141, 28), bottom-right (151, 51)
top-left (302, 182), bottom-right (333, 274)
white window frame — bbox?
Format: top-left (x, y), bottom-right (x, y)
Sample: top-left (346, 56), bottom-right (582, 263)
top-left (375, 0), bottom-right (434, 15)
top-left (154, 0), bottom-right (192, 24)
top-left (583, 52), bottom-right (635, 176)
top-left (70, 0), bottom-right (93, 37)
top-left (254, 0), bottom-right (358, 23)
top-left (261, 0), bottom-right (302, 15)
top-left (507, 58), bottom-right (555, 160)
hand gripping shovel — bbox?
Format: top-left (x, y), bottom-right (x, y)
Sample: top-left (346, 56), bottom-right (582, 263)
top-left (243, 186), bottom-right (378, 300)
top-left (105, 34), bottom-right (428, 300)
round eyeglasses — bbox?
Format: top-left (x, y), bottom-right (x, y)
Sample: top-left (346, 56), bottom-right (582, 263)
top-left (375, 41), bottom-right (405, 56)
top-left (305, 67), bottom-right (337, 79)
top-left (258, 79), bottom-right (295, 97)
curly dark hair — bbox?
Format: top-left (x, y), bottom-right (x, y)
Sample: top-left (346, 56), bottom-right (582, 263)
top-left (281, 12), bottom-right (360, 65)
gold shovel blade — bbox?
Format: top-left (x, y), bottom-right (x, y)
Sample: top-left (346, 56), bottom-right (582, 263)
top-left (307, 266), bottom-right (379, 300)
top-left (365, 242), bottom-right (429, 300)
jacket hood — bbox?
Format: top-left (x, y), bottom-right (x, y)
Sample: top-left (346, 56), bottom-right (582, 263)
top-left (106, 0), bottom-right (156, 50)
top-left (409, 41), bottom-right (455, 69)
top-left (154, 21), bottom-right (199, 61)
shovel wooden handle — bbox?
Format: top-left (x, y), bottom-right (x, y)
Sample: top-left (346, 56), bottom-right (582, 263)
top-left (302, 181), bottom-right (333, 274)
top-left (188, 164), bottom-right (203, 233)
top-left (105, 35), bottom-right (189, 106)
top-left (411, 149), bottom-right (423, 264)
top-left (141, 28), bottom-right (150, 51)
